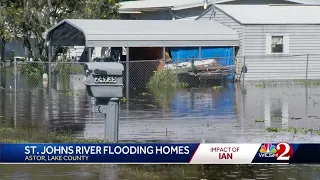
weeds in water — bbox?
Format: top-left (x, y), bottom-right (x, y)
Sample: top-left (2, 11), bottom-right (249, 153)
top-left (265, 127), bottom-right (320, 135)
top-left (255, 83), bottom-right (266, 88)
top-left (212, 86), bottom-right (223, 90)
top-left (147, 69), bottom-right (188, 89)
top-left (254, 119), bottom-right (265, 123)
top-left (64, 91), bottom-right (79, 97)
top-left (121, 97), bottom-right (127, 103)
top-left (252, 80), bottom-right (320, 88)
top-left (141, 92), bottom-right (150, 96)
top-left (296, 80), bottom-right (320, 87)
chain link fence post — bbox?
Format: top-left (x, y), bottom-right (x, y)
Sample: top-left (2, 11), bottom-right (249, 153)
top-left (306, 54), bottom-right (309, 84)
top-left (13, 56), bottom-right (17, 127)
top-left (242, 56), bottom-right (246, 86)
top-left (175, 59), bottom-right (178, 89)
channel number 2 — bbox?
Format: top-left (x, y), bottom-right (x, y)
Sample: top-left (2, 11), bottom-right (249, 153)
top-left (276, 142), bottom-right (293, 161)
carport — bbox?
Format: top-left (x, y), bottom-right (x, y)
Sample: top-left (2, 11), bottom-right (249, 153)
top-left (45, 19), bottom-right (239, 96)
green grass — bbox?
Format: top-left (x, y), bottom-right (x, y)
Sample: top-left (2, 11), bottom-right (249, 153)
top-left (53, 63), bottom-right (83, 75)
top-left (147, 69), bottom-right (188, 89)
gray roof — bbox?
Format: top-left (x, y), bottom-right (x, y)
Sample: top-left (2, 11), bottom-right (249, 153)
top-left (45, 19), bottom-right (239, 47)
top-left (119, 0), bottom-right (230, 12)
top-left (119, 0), bottom-right (320, 12)
top-left (215, 5), bottom-right (320, 24)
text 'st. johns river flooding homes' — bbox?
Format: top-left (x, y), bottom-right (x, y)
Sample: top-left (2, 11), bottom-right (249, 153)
top-left (2, 0), bottom-right (320, 179)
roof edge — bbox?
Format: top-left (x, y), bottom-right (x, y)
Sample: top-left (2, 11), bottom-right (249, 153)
top-left (119, 0), bottom-right (236, 12)
top-left (45, 19), bottom-right (87, 44)
top-left (196, 5), bottom-right (243, 25)
top-left (213, 5), bottom-right (243, 25)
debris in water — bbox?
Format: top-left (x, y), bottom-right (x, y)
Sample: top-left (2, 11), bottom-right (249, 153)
top-left (290, 117), bottom-right (302, 120)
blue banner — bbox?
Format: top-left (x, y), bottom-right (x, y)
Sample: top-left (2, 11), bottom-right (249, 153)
top-left (1, 143), bottom-right (320, 164)
top-left (0, 144), bottom-right (199, 163)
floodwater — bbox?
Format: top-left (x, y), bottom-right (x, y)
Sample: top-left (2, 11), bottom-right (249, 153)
top-left (1, 70), bottom-right (320, 179)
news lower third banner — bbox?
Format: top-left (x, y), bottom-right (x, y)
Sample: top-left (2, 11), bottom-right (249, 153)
top-left (0, 143), bottom-right (319, 164)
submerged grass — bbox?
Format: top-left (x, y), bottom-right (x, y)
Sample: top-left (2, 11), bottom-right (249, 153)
top-left (253, 80), bottom-right (320, 88)
top-left (265, 127), bottom-right (320, 135)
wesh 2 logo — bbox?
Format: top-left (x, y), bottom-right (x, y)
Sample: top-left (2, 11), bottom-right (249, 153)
top-left (259, 143), bottom-right (294, 160)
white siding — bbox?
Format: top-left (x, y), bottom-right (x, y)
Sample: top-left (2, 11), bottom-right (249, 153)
top-left (243, 25), bottom-right (320, 80)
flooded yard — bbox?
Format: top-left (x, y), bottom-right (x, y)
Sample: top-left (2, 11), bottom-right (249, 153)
top-left (1, 70), bottom-right (320, 179)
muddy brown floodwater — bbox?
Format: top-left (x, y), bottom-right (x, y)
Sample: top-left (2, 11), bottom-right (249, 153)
top-left (1, 71), bottom-right (320, 179)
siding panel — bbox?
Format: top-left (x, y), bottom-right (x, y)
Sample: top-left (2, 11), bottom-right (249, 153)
top-left (243, 25), bottom-right (320, 80)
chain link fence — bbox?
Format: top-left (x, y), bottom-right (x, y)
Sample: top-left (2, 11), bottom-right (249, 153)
top-left (2, 54), bottom-right (320, 93)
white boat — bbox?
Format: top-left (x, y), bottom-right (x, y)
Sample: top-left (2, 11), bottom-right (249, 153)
top-left (164, 59), bottom-right (217, 70)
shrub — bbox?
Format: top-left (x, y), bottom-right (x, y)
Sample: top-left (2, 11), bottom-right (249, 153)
top-left (147, 69), bottom-right (188, 89)
top-left (19, 62), bottom-right (44, 76)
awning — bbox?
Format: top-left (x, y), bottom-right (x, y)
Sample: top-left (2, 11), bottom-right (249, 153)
top-left (45, 19), bottom-right (239, 47)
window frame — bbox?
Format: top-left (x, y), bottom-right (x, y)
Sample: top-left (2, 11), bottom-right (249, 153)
top-left (271, 36), bottom-right (284, 54)
top-left (266, 34), bottom-right (289, 54)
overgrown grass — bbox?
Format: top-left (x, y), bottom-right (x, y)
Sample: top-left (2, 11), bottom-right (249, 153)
top-left (147, 69), bottom-right (188, 89)
top-left (53, 63), bottom-right (83, 75)
top-left (0, 128), bottom-right (106, 143)
top-left (19, 63), bottom-right (45, 76)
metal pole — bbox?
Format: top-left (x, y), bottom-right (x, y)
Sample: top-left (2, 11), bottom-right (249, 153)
top-left (48, 46), bottom-right (52, 90)
top-left (126, 47), bottom-right (129, 97)
top-left (242, 56), bottom-right (246, 87)
top-left (14, 53), bottom-right (17, 127)
top-left (198, 47), bottom-right (202, 60)
top-left (163, 47), bottom-right (166, 67)
top-left (125, 47), bottom-right (129, 120)
top-left (305, 54), bottom-right (309, 124)
top-left (305, 54), bottom-right (309, 84)
top-left (233, 46), bottom-right (235, 81)
top-left (103, 98), bottom-right (120, 143)
top-left (88, 47), bottom-right (92, 62)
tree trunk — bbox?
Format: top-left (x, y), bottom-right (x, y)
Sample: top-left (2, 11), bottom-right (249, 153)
top-left (0, 38), bottom-right (6, 62)
top-left (24, 37), bottom-right (33, 59)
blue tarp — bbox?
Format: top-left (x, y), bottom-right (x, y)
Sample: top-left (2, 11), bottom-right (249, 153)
top-left (170, 83), bottom-right (235, 117)
top-left (169, 47), bottom-right (235, 80)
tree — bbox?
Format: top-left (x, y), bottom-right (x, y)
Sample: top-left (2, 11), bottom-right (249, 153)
top-left (0, 1), bottom-right (15, 62)
top-left (5, 0), bottom-right (121, 62)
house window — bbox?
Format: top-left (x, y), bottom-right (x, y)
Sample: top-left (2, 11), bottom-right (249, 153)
top-left (266, 35), bottom-right (289, 54)
top-left (271, 36), bottom-right (283, 53)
